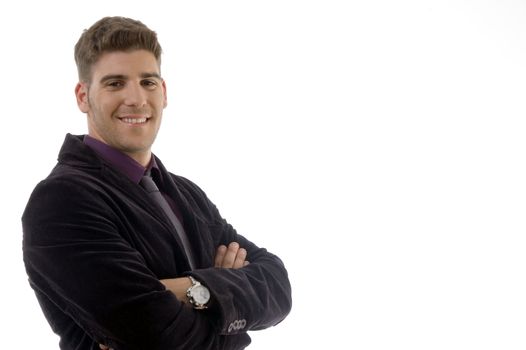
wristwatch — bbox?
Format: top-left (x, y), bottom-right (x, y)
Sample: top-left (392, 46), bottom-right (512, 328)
top-left (186, 276), bottom-right (210, 310)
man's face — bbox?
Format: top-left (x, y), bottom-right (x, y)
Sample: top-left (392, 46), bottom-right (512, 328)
top-left (75, 50), bottom-right (167, 165)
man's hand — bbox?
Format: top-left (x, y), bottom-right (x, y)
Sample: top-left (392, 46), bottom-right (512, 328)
top-left (214, 242), bottom-right (250, 269)
top-left (160, 242), bottom-right (249, 303)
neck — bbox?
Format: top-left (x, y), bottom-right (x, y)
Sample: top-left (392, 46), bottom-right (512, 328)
top-left (125, 150), bottom-right (152, 168)
top-left (85, 133), bottom-right (153, 168)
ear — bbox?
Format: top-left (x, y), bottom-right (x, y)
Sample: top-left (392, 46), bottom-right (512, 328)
top-left (75, 82), bottom-right (90, 113)
top-left (162, 80), bottom-right (168, 108)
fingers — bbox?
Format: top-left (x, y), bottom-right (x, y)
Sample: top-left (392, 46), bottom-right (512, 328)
top-left (233, 245), bottom-right (247, 269)
top-left (214, 245), bottom-right (227, 267)
top-left (222, 242), bottom-right (241, 268)
top-left (214, 242), bottom-right (249, 269)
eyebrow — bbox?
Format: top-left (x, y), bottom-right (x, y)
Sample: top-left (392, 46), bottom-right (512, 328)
top-left (99, 72), bottom-right (162, 84)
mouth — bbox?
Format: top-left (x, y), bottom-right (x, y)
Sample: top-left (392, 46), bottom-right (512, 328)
top-left (118, 116), bottom-right (150, 125)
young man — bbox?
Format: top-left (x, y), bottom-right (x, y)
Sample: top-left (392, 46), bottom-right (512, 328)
top-left (22, 17), bottom-right (291, 350)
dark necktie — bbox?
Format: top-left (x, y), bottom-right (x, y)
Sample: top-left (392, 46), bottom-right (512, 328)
top-left (140, 170), bottom-right (196, 270)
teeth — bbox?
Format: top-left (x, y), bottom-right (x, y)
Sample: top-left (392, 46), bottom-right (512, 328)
top-left (121, 117), bottom-right (147, 124)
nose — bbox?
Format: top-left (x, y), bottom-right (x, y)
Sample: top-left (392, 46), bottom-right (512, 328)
top-left (123, 82), bottom-right (147, 107)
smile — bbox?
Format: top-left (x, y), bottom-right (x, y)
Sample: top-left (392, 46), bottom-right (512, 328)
top-left (119, 117), bottom-right (148, 124)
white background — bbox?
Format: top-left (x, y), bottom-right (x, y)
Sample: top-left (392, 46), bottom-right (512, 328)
top-left (1, 0), bottom-right (525, 349)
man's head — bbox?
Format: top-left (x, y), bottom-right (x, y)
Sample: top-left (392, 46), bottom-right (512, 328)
top-left (74, 16), bottom-right (162, 83)
top-left (74, 17), bottom-right (167, 166)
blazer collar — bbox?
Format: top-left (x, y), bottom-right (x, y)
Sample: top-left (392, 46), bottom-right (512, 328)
top-left (58, 134), bottom-right (104, 169)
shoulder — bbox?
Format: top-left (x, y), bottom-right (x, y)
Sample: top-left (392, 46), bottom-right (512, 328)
top-left (23, 164), bottom-right (111, 222)
top-left (22, 165), bottom-right (122, 246)
top-left (171, 173), bottom-right (207, 197)
top-left (170, 173), bottom-right (212, 207)
top-left (168, 173), bottom-right (224, 222)
top-left (153, 155), bottom-right (212, 203)
top-left (32, 163), bottom-right (106, 199)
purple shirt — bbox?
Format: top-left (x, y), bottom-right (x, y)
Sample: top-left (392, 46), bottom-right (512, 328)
top-left (84, 135), bottom-right (184, 223)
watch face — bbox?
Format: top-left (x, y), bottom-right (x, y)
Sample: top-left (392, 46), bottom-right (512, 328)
top-left (192, 285), bottom-right (210, 304)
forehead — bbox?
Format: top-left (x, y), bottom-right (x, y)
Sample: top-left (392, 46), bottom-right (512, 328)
top-left (91, 50), bottom-right (161, 79)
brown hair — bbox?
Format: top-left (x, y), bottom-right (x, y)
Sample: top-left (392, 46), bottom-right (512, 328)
top-left (74, 16), bottom-right (162, 82)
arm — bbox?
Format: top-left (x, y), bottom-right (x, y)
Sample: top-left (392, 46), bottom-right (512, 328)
top-left (160, 242), bottom-right (250, 301)
top-left (99, 243), bottom-right (250, 350)
top-left (23, 178), bottom-right (250, 350)
top-left (174, 176), bottom-right (293, 335)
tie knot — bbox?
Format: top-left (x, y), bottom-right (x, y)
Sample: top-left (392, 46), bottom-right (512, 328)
top-left (140, 174), bottom-right (159, 193)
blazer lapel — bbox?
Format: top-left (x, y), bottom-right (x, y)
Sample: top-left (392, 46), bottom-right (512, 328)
top-left (100, 164), bottom-right (194, 271)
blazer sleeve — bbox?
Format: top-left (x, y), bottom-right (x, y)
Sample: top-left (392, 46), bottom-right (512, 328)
top-left (22, 177), bottom-right (250, 350)
top-left (176, 176), bottom-right (293, 336)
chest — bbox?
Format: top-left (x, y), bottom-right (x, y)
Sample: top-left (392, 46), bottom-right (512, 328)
top-left (106, 191), bottom-right (218, 277)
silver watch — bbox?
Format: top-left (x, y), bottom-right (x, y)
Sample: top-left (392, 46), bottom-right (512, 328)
top-left (186, 276), bottom-right (210, 310)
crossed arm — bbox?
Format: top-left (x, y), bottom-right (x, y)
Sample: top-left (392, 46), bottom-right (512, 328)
top-left (160, 242), bottom-right (249, 303)
top-left (100, 242), bottom-right (249, 350)
top-left (24, 177), bottom-right (291, 349)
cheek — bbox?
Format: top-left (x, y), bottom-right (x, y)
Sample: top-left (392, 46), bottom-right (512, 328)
top-left (94, 96), bottom-right (119, 115)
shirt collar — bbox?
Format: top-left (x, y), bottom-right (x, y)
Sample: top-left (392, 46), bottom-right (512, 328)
top-left (83, 135), bottom-right (158, 184)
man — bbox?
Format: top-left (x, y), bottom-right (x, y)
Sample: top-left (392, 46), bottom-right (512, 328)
top-left (22, 16), bottom-right (291, 350)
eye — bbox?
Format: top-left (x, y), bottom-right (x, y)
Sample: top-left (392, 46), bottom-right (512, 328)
top-left (106, 80), bottom-right (124, 89)
top-left (141, 79), bottom-right (158, 89)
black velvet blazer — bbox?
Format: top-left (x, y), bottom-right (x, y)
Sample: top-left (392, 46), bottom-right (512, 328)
top-left (22, 134), bottom-right (291, 350)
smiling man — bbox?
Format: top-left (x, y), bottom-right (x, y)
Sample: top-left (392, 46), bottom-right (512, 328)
top-left (22, 17), bottom-right (291, 350)
top-left (75, 49), bottom-right (166, 166)
top-left (76, 49), bottom-right (166, 167)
